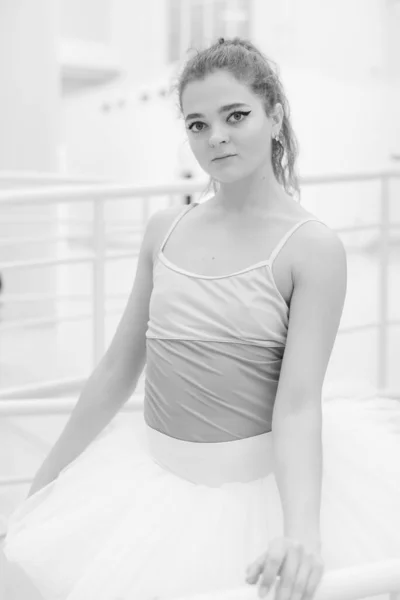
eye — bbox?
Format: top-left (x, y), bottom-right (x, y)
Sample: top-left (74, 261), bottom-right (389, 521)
top-left (187, 110), bottom-right (251, 133)
top-left (229, 110), bottom-right (250, 123)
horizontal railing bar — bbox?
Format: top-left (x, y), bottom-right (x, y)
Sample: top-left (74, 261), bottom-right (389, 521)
top-left (0, 234), bottom-right (90, 246)
top-left (0, 254), bottom-right (95, 270)
top-left (167, 559), bottom-right (400, 600)
top-left (0, 382), bottom-right (86, 401)
top-left (0, 216), bottom-right (103, 224)
top-left (336, 223), bottom-right (400, 233)
top-left (0, 291), bottom-right (129, 304)
top-left (0, 378), bottom-right (86, 401)
top-left (1, 170), bottom-right (399, 207)
top-left (0, 307), bottom-right (123, 331)
top-left (0, 393), bottom-right (143, 414)
top-left (0, 232), bottom-right (141, 247)
top-left (0, 171), bottom-right (107, 185)
top-left (301, 169), bottom-right (400, 184)
top-left (0, 475), bottom-right (40, 486)
top-left (339, 320), bottom-right (400, 333)
top-left (0, 249), bottom-right (136, 271)
top-left (0, 180), bottom-right (207, 206)
top-left (0, 169), bottom-right (393, 188)
top-left (0, 216), bottom-right (143, 225)
top-left (334, 223), bottom-right (379, 233)
top-left (0, 312), bottom-right (92, 330)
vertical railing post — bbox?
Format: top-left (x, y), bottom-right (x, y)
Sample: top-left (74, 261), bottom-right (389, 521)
top-left (377, 174), bottom-right (390, 392)
top-left (142, 195), bottom-right (149, 232)
top-left (93, 198), bottom-right (106, 368)
top-left (0, 539), bottom-right (6, 600)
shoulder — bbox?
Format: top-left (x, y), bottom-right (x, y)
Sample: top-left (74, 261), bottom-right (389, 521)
top-left (286, 220), bottom-right (347, 340)
top-left (274, 196), bottom-right (347, 291)
top-left (148, 204), bottom-right (186, 229)
top-left (276, 195), bottom-right (345, 268)
top-left (291, 218), bottom-right (347, 284)
top-left (146, 204), bottom-right (189, 264)
top-left (274, 198), bottom-right (346, 275)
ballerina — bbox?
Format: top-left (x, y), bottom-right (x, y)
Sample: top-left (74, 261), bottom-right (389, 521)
top-left (3, 36), bottom-right (400, 600)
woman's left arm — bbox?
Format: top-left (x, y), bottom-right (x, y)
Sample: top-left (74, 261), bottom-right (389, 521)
top-left (272, 222), bottom-right (347, 549)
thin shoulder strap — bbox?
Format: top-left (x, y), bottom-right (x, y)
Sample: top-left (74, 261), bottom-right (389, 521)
top-left (158, 202), bottom-right (198, 254)
top-left (268, 218), bottom-right (323, 265)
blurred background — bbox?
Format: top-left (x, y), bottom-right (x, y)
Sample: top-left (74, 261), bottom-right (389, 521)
top-left (0, 1), bottom-right (399, 596)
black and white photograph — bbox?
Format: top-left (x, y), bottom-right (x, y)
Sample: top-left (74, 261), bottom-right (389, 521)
top-left (1, 1), bottom-right (400, 599)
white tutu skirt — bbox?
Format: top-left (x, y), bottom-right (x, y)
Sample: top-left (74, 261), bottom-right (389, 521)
top-left (3, 391), bottom-right (400, 600)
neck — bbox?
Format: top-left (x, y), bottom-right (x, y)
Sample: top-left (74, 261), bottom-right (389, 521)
top-left (210, 163), bottom-right (287, 217)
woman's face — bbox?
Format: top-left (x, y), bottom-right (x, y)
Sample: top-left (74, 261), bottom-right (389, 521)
top-left (181, 70), bottom-right (282, 183)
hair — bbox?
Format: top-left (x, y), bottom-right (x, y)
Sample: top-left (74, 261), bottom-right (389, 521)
top-left (170, 36), bottom-right (301, 202)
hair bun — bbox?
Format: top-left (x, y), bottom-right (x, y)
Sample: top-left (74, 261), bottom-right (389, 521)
top-left (218, 37), bottom-right (225, 44)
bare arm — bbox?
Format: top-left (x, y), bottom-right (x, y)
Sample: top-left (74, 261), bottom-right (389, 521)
top-left (271, 223), bottom-right (347, 550)
top-left (28, 206), bottom-right (180, 496)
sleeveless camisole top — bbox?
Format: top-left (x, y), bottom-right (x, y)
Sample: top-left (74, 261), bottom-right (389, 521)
top-left (144, 202), bottom-right (324, 442)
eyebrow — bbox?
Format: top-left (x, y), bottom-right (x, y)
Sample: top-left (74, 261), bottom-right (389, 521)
top-left (185, 103), bottom-right (250, 122)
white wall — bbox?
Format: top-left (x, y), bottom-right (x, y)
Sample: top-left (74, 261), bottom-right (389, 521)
top-left (0, 0), bottom-right (61, 171)
top-left (252, 0), bottom-right (389, 175)
top-left (253, 0), bottom-right (385, 81)
top-left (0, 0), bottom-right (61, 319)
top-left (59, 0), bottom-right (112, 43)
top-left (110, 0), bottom-right (169, 86)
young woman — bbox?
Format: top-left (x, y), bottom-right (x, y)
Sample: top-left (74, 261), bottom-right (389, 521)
top-left (4, 37), bottom-right (400, 600)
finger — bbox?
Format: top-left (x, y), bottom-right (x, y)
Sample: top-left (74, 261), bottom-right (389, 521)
top-left (286, 557), bottom-right (314, 600)
top-left (302, 560), bottom-right (325, 600)
top-left (245, 551), bottom-right (268, 583)
top-left (258, 543), bottom-right (286, 596)
top-left (273, 545), bottom-right (302, 600)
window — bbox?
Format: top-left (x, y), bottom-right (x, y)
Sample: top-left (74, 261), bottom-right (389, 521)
top-left (168, 0), bottom-right (251, 63)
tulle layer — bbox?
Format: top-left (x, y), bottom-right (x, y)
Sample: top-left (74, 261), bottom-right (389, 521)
top-left (3, 393), bottom-right (400, 600)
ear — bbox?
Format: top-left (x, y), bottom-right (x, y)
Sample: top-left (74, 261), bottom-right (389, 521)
top-left (272, 102), bottom-right (284, 129)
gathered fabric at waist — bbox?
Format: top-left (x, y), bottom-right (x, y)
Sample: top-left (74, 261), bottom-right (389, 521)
top-left (144, 338), bottom-right (282, 441)
top-left (145, 423), bottom-right (274, 487)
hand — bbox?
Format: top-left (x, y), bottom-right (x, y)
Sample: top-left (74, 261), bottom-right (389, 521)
top-left (245, 536), bottom-right (325, 600)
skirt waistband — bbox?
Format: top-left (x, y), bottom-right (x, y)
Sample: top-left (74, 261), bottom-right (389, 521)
top-left (145, 425), bottom-right (274, 487)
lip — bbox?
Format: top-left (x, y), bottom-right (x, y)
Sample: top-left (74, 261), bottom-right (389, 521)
top-left (212, 154), bottom-right (237, 161)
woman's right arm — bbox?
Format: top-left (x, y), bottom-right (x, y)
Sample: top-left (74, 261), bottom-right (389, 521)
top-left (27, 206), bottom-right (179, 497)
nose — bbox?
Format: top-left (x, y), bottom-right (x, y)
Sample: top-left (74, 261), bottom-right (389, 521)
top-left (208, 127), bottom-right (229, 148)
